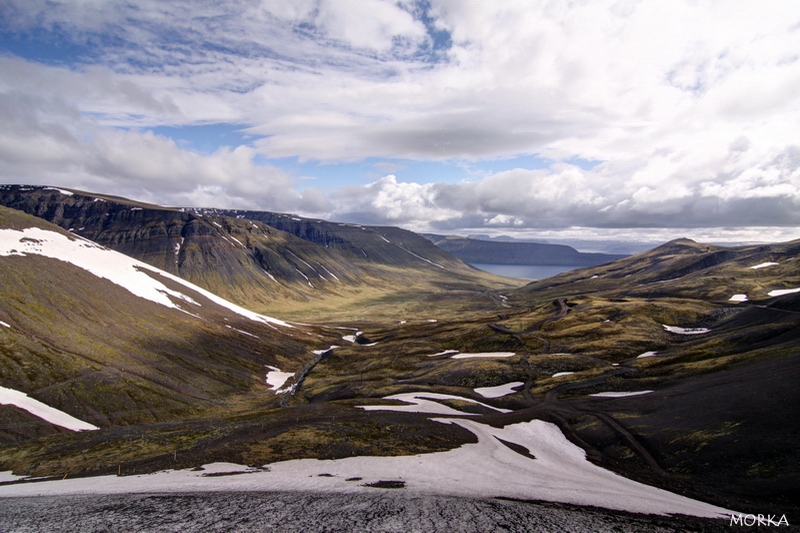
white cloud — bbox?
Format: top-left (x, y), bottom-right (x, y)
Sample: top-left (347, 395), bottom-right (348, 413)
top-left (0, 90), bottom-right (317, 213)
top-left (1, 1), bottom-right (799, 238)
top-left (316, 0), bottom-right (428, 51)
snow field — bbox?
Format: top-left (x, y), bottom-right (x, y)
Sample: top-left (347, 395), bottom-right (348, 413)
top-left (0, 227), bottom-right (291, 328)
top-left (0, 404), bottom-right (734, 518)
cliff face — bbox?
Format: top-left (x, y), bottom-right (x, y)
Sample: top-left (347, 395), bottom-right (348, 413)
top-left (0, 186), bottom-right (370, 306)
top-left (201, 209), bottom-right (470, 271)
top-left (425, 234), bottom-right (627, 266)
top-left (0, 186), bottom-right (491, 314)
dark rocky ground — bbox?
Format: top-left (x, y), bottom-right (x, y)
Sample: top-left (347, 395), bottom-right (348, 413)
top-left (0, 491), bottom-right (743, 533)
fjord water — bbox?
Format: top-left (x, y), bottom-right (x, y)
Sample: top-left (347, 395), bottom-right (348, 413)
top-left (470, 263), bottom-right (579, 280)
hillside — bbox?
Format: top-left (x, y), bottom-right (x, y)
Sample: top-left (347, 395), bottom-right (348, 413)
top-left (0, 186), bottom-right (516, 321)
top-left (425, 234), bottom-right (626, 266)
top-left (0, 206), bottom-right (324, 445)
top-left (0, 192), bottom-right (798, 521)
top-left (511, 237), bottom-right (800, 303)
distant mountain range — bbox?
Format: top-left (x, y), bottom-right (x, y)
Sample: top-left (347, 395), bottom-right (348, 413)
top-left (424, 233), bottom-right (627, 266)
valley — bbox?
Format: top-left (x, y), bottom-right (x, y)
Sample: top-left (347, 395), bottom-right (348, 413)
top-left (0, 186), bottom-right (798, 529)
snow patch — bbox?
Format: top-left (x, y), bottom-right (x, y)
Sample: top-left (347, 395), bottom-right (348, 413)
top-left (637, 351), bottom-right (658, 359)
top-left (729, 294), bottom-right (748, 302)
top-left (398, 245), bottom-right (447, 270)
top-left (342, 332), bottom-right (362, 343)
top-left (768, 288), bottom-right (800, 297)
top-left (474, 382), bottom-right (524, 399)
top-left (43, 187), bottom-right (74, 196)
top-left (0, 321), bottom-right (9, 328)
top-left (358, 392), bottom-right (512, 415)
top-left (663, 325), bottom-right (710, 335)
top-left (451, 352), bottom-right (516, 359)
top-left (590, 391), bottom-right (654, 398)
top-left (295, 268), bottom-right (314, 288)
top-left (552, 372), bottom-right (575, 378)
top-left (428, 350), bottom-right (459, 357)
top-left (0, 386), bottom-right (98, 431)
top-left (265, 366), bottom-right (294, 392)
top-left (317, 263), bottom-right (340, 281)
top-left (224, 325), bottom-right (258, 338)
top-left (750, 262), bottom-right (778, 269)
top-left (312, 346), bottom-right (339, 355)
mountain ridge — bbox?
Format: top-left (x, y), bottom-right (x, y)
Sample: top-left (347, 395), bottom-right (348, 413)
top-left (0, 185), bottom-right (516, 320)
top-left (424, 233), bottom-right (627, 266)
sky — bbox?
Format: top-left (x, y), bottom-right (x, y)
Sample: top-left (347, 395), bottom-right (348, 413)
top-left (1, 1), bottom-right (799, 249)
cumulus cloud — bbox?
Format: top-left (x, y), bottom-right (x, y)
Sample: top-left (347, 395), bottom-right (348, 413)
top-left (1, 1), bottom-right (799, 239)
top-left (332, 152), bottom-right (800, 232)
top-left (0, 90), bottom-right (319, 213)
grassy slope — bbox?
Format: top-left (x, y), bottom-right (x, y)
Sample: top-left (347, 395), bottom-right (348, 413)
top-left (0, 207), bottom-right (328, 437)
top-left (2, 198), bottom-right (798, 514)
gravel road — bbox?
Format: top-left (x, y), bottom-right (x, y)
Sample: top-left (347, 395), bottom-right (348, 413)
top-left (0, 491), bottom-right (733, 532)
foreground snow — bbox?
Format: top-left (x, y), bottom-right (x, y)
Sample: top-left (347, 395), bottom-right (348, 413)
top-left (0, 386), bottom-right (98, 431)
top-left (0, 414), bottom-right (733, 519)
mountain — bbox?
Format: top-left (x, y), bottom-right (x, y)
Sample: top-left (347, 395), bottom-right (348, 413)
top-left (512, 236), bottom-right (800, 303)
top-left (0, 186), bottom-right (514, 321)
top-left (424, 233), bottom-right (627, 266)
top-left (482, 237), bottom-right (800, 511)
top-left (0, 206), bottom-right (322, 446)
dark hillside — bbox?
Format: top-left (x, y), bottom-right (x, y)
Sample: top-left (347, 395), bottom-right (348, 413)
top-left (205, 210), bottom-right (470, 271)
